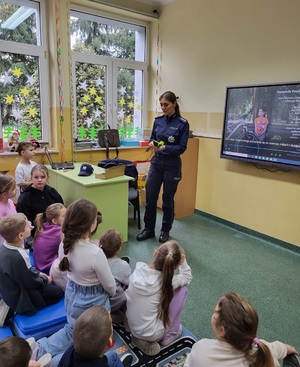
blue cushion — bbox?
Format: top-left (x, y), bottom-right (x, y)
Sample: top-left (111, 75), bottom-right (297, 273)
top-left (0, 325), bottom-right (13, 340)
top-left (12, 297), bottom-right (67, 339)
top-left (29, 251), bottom-right (35, 267)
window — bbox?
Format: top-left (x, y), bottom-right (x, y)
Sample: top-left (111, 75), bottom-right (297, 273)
top-left (0, 0), bottom-right (49, 150)
top-left (70, 8), bottom-right (148, 141)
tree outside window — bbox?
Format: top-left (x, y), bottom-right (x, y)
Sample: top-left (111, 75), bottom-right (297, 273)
top-left (71, 9), bottom-right (148, 141)
top-left (0, 0), bottom-right (49, 150)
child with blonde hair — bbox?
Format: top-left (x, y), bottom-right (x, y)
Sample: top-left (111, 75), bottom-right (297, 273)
top-left (0, 213), bottom-right (63, 326)
top-left (16, 165), bottom-right (64, 229)
top-left (100, 229), bottom-right (131, 323)
top-left (126, 240), bottom-right (192, 356)
top-left (33, 203), bottom-right (67, 274)
top-left (0, 174), bottom-right (17, 244)
top-left (15, 141), bottom-right (37, 198)
top-left (185, 292), bottom-right (299, 367)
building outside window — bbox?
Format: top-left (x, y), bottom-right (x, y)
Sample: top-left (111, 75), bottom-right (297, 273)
top-left (0, 0), bottom-right (49, 151)
top-left (70, 7), bottom-right (148, 141)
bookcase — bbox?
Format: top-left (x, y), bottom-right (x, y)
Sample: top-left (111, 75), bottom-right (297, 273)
top-left (157, 137), bottom-right (199, 219)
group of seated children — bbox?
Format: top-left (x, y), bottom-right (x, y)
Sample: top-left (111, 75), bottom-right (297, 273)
top-left (0, 306), bottom-right (132, 367)
top-left (0, 140), bottom-right (298, 367)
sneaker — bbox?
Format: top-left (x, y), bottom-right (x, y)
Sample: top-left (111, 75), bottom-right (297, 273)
top-left (26, 337), bottom-right (39, 360)
top-left (37, 353), bottom-right (53, 367)
top-left (0, 299), bottom-right (10, 327)
top-left (131, 335), bottom-right (160, 356)
top-left (120, 353), bottom-right (133, 367)
top-left (160, 324), bottom-right (183, 346)
top-left (284, 354), bottom-right (300, 367)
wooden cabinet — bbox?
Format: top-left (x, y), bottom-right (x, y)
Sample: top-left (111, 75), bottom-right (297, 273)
top-left (157, 137), bottom-right (199, 219)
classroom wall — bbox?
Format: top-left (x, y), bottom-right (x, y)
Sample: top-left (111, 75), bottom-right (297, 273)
top-left (2, 0), bottom-right (300, 246)
top-left (154, 0), bottom-right (300, 246)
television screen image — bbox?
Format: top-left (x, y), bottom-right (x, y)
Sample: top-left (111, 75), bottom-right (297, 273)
top-left (220, 81), bottom-right (300, 170)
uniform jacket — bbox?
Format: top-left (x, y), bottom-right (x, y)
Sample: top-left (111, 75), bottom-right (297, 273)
top-left (150, 114), bottom-right (190, 156)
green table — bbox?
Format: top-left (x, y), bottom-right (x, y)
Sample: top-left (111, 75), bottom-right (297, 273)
top-left (47, 163), bottom-right (132, 241)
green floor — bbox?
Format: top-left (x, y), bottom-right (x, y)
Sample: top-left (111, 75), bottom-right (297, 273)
top-left (122, 207), bottom-right (300, 349)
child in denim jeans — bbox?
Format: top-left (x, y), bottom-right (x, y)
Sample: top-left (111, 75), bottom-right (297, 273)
top-left (58, 306), bottom-right (132, 367)
top-left (31, 199), bottom-right (116, 366)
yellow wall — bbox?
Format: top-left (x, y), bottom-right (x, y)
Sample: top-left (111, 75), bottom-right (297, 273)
top-left (196, 137), bottom-right (300, 246)
top-left (155, 0), bottom-right (300, 247)
top-left (1, 0), bottom-right (300, 246)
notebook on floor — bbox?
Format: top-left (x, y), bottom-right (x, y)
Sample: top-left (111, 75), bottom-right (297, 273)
top-left (44, 147), bottom-right (74, 170)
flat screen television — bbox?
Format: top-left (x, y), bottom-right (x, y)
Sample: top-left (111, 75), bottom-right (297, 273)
top-left (220, 81), bottom-right (300, 171)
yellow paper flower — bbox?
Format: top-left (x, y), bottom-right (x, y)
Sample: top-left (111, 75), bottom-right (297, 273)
top-left (5, 95), bottom-right (14, 104)
top-left (89, 87), bottom-right (97, 96)
top-left (95, 96), bottom-right (103, 104)
top-left (28, 108), bottom-right (38, 117)
top-left (20, 87), bottom-right (30, 97)
top-left (82, 94), bottom-right (90, 103)
top-left (12, 67), bottom-right (23, 77)
top-left (80, 106), bottom-right (88, 115)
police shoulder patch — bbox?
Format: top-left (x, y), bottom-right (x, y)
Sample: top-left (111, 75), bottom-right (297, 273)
top-left (179, 117), bottom-right (188, 123)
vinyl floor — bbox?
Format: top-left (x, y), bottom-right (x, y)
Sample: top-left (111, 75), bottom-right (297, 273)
top-left (122, 206), bottom-right (300, 350)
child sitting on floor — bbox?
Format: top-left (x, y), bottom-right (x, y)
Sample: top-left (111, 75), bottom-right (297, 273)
top-left (0, 213), bottom-right (64, 326)
top-left (184, 292), bottom-right (299, 367)
top-left (50, 210), bottom-right (103, 291)
top-left (0, 336), bottom-right (52, 367)
top-left (126, 240), bottom-right (192, 356)
top-left (100, 229), bottom-right (131, 324)
top-left (16, 165), bottom-right (64, 234)
top-left (0, 174), bottom-right (17, 244)
top-left (31, 200), bottom-right (115, 365)
top-left (33, 203), bottom-right (67, 275)
top-left (58, 305), bottom-right (132, 367)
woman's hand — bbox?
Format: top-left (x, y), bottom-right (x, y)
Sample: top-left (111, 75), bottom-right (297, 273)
top-left (154, 144), bottom-right (165, 151)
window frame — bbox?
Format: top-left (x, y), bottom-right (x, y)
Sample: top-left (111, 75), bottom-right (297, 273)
top-left (0, 0), bottom-right (50, 142)
top-left (70, 5), bottom-right (149, 136)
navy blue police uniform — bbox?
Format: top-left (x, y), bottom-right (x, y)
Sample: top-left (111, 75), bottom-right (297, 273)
top-left (143, 113), bottom-right (189, 239)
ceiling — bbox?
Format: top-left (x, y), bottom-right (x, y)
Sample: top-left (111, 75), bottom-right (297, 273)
top-left (134, 0), bottom-right (175, 5)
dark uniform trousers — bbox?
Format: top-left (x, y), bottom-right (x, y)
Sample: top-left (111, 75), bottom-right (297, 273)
top-left (144, 153), bottom-right (182, 233)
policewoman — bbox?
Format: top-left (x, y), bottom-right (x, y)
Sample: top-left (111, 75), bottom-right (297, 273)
top-left (137, 91), bottom-right (190, 243)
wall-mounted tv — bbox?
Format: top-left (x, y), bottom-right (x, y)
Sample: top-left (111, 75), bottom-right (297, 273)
top-left (220, 81), bottom-right (300, 171)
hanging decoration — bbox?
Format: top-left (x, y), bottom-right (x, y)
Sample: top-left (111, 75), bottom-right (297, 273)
top-left (65, 0), bottom-right (77, 162)
top-left (55, 0), bottom-right (65, 161)
top-left (155, 20), bottom-right (161, 115)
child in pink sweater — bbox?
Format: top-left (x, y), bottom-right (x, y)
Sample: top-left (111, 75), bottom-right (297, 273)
top-left (0, 174), bottom-right (17, 244)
